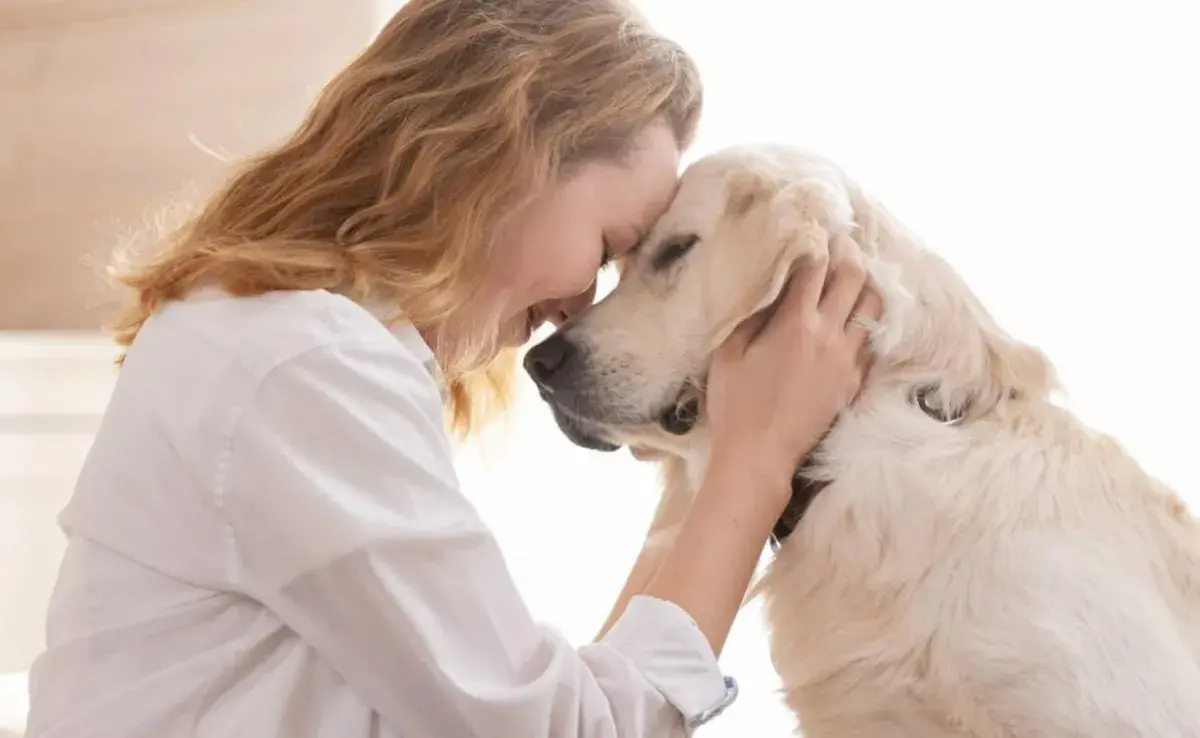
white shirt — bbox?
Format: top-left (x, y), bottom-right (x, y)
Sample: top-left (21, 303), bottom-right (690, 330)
top-left (25, 288), bottom-right (736, 738)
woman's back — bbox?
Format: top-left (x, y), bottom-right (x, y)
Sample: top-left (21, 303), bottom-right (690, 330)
top-left (28, 289), bottom-right (427, 738)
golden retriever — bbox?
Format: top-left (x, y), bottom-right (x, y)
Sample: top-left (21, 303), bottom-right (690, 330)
top-left (524, 144), bottom-right (1200, 737)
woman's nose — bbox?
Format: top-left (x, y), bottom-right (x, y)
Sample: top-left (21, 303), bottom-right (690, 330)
top-left (547, 281), bottom-right (597, 327)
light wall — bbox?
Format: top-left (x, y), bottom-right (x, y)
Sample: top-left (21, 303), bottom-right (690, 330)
top-left (0, 334), bottom-right (116, 674)
top-left (0, 0), bottom-right (379, 330)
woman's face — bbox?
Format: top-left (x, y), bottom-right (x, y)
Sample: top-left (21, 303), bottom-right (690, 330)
top-left (481, 122), bottom-right (682, 348)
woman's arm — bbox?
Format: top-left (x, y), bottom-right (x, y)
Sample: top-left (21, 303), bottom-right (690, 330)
top-left (220, 338), bottom-right (733, 737)
top-left (596, 458), bottom-right (693, 640)
top-left (596, 455), bottom-right (785, 656)
top-left (641, 454), bottom-right (789, 655)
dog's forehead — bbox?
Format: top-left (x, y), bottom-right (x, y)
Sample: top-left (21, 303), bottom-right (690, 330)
top-left (650, 158), bottom-right (743, 236)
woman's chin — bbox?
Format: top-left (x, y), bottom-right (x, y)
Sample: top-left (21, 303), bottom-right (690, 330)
top-left (499, 312), bottom-right (535, 349)
top-left (500, 334), bottom-right (528, 350)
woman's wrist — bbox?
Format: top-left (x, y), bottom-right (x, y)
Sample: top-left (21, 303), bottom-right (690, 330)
top-left (704, 438), bottom-right (796, 513)
top-left (642, 468), bottom-right (781, 655)
top-left (613, 440), bottom-right (799, 654)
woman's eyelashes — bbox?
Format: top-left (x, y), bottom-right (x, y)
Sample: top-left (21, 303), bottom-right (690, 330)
top-left (650, 234), bottom-right (699, 272)
top-left (599, 236), bottom-right (615, 272)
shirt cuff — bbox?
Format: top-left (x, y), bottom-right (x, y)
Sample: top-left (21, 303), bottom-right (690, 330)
top-left (601, 595), bottom-right (738, 730)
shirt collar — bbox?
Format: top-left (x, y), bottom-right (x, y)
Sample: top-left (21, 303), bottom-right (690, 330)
top-left (361, 300), bottom-right (446, 395)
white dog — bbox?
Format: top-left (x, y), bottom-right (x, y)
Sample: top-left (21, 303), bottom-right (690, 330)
top-left (524, 144), bottom-right (1200, 737)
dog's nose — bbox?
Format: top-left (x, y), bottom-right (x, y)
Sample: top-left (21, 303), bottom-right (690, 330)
top-left (524, 332), bottom-right (576, 389)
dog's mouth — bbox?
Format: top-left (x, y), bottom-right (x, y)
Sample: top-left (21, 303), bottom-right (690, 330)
top-left (538, 378), bottom-right (704, 445)
top-left (540, 372), bottom-right (830, 547)
top-left (546, 404), bottom-right (622, 452)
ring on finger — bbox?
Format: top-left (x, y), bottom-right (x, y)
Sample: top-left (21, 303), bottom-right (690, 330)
top-left (847, 313), bottom-right (879, 334)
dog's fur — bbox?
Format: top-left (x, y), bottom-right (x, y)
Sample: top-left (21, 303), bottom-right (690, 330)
top-left (526, 144), bottom-right (1200, 736)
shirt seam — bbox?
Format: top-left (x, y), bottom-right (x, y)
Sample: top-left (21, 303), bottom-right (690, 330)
top-left (209, 334), bottom-right (434, 588)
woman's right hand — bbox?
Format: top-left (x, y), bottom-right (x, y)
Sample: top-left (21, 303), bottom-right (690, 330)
top-left (705, 240), bottom-right (884, 502)
top-left (638, 240), bottom-right (884, 657)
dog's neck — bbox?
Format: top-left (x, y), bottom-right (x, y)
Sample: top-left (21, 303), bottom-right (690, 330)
top-left (770, 466), bottom-right (827, 550)
top-left (669, 384), bottom-right (976, 551)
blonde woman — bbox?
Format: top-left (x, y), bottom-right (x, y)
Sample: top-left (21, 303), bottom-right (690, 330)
top-left (27, 1), bottom-right (879, 736)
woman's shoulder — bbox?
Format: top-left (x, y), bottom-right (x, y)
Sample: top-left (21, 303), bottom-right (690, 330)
top-left (135, 287), bottom-right (434, 384)
top-left (115, 288), bottom-right (444, 441)
top-left (66, 292), bottom-right (450, 594)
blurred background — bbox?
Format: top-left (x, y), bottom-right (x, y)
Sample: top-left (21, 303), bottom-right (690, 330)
top-left (1, 1), bottom-right (1197, 736)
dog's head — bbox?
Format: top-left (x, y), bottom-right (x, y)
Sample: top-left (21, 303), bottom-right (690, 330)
top-left (525, 144), bottom-right (1056, 465)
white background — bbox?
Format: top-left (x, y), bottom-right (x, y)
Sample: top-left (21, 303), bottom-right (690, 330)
top-left (443, 1), bottom-right (1200, 736)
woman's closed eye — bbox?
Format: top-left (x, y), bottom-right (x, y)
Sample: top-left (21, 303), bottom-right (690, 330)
top-left (600, 236), bottom-right (616, 273)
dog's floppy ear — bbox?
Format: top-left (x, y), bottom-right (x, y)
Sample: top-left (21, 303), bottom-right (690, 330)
top-left (709, 169), bottom-right (861, 348)
top-left (726, 168), bottom-right (777, 221)
top-left (979, 320), bottom-right (1058, 410)
top-left (940, 299), bottom-right (1057, 418)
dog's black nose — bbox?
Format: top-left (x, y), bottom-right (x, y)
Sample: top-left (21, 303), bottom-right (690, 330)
top-left (524, 332), bottom-right (577, 388)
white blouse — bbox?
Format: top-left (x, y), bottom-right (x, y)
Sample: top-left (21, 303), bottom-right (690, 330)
top-left (25, 288), bottom-right (736, 738)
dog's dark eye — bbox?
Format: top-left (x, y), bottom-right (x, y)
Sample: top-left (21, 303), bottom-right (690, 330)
top-left (651, 234), bottom-right (699, 272)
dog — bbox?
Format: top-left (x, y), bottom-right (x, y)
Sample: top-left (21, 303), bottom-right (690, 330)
top-left (524, 144), bottom-right (1200, 736)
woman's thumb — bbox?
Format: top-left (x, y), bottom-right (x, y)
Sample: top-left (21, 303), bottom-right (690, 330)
top-left (720, 307), bottom-right (772, 358)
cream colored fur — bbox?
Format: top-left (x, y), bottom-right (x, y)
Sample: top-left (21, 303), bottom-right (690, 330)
top-left (553, 145), bottom-right (1200, 736)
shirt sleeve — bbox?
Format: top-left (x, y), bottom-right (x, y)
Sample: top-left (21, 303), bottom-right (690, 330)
top-left (217, 337), bottom-right (736, 737)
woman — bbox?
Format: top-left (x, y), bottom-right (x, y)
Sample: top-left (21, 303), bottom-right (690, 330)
top-left (27, 1), bottom-right (880, 736)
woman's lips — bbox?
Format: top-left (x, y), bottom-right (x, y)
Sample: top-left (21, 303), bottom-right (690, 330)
top-left (523, 307), bottom-right (537, 341)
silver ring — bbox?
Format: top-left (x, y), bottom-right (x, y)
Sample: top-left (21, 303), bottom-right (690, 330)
top-left (848, 313), bottom-right (878, 333)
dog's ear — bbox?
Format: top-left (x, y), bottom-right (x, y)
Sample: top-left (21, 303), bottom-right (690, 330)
top-left (726, 169), bottom-right (778, 221)
top-left (710, 169), bottom-right (862, 347)
top-left (876, 252), bottom-right (1046, 419)
top-left (979, 321), bottom-right (1057, 410)
top-left (944, 304), bottom-right (1057, 419)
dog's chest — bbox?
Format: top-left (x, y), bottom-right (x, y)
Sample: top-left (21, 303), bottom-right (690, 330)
top-left (753, 478), bottom-right (991, 734)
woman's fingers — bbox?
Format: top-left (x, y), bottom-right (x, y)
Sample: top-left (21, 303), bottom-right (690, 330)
top-left (777, 253), bottom-right (830, 321)
top-left (844, 285), bottom-right (884, 343)
top-left (755, 254), bottom-right (829, 345)
top-left (722, 303), bottom-right (772, 356)
top-left (819, 257), bottom-right (869, 326)
top-left (740, 239), bottom-right (885, 354)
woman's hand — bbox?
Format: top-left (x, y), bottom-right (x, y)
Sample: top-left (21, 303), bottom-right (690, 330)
top-left (635, 239), bottom-right (884, 657)
top-left (706, 241), bottom-right (884, 501)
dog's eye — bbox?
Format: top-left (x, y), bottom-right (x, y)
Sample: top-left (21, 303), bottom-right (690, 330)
top-left (651, 234), bottom-right (699, 272)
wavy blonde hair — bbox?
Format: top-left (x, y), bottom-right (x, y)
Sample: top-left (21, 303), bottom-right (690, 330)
top-left (109, 0), bottom-right (701, 437)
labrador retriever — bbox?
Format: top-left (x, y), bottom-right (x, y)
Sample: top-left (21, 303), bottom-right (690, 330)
top-left (524, 144), bottom-right (1200, 737)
